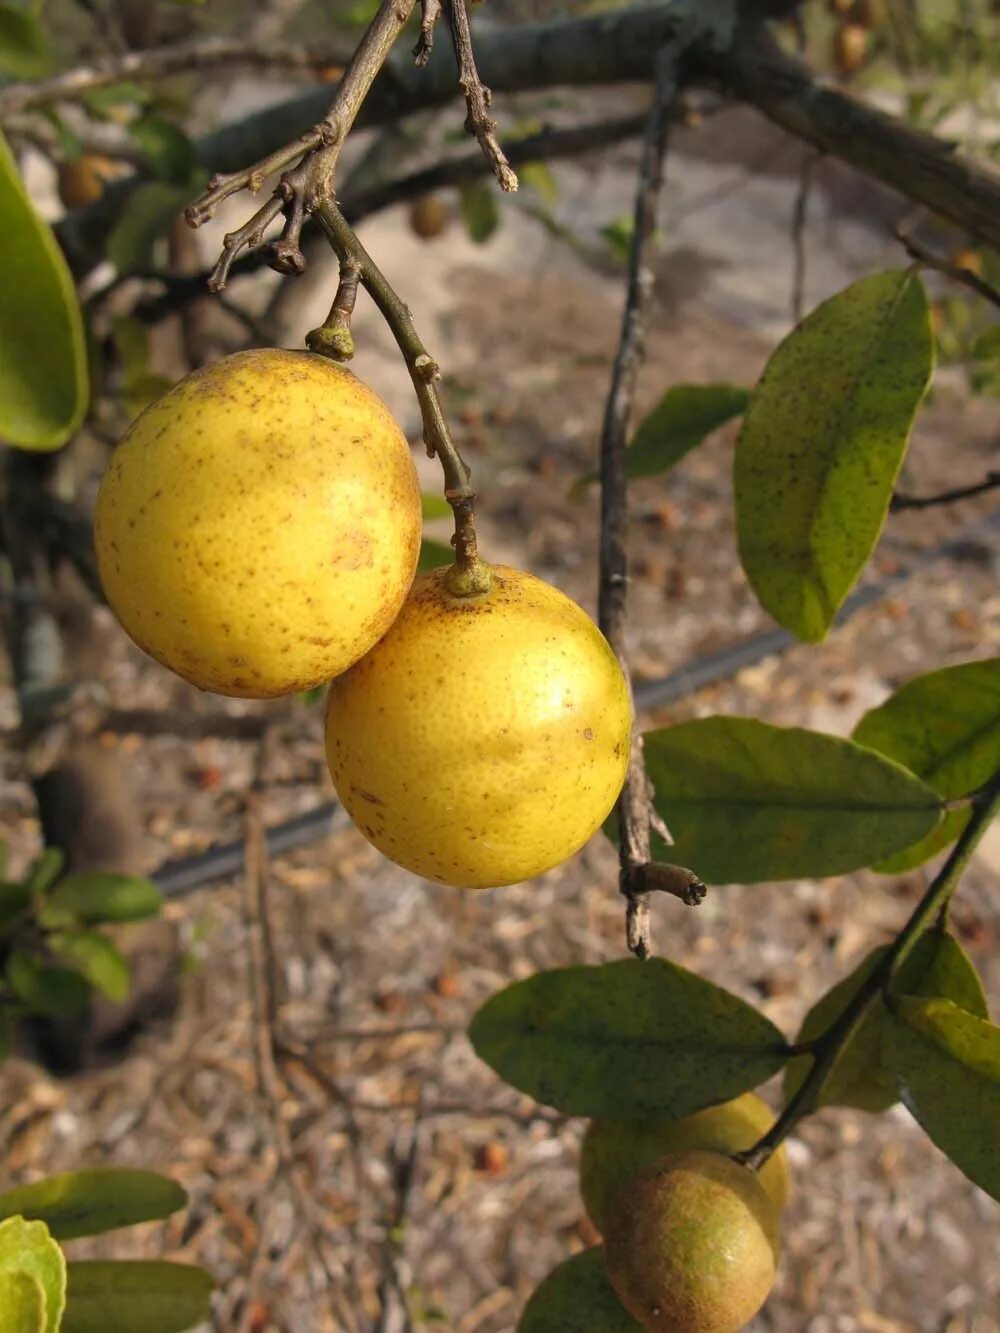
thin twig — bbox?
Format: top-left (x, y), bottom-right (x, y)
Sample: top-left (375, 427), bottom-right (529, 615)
top-left (790, 148), bottom-right (816, 323)
top-left (374, 1106), bottom-right (423, 1333)
top-left (414, 0), bottom-right (443, 65)
top-left (597, 48), bottom-right (690, 959)
top-left (0, 36), bottom-right (352, 117)
top-left (441, 0), bottom-right (517, 191)
top-left (895, 227), bottom-right (1000, 311)
top-left (742, 766), bottom-right (1000, 1170)
top-left (186, 0), bottom-right (418, 284)
top-left (891, 470), bottom-right (1000, 511)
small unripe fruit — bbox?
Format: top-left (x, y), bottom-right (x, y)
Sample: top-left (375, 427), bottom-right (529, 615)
top-left (580, 1093), bottom-right (790, 1233)
top-left (833, 22), bottom-right (869, 76)
top-left (604, 1150), bottom-right (780, 1333)
top-left (325, 564), bottom-right (631, 888)
top-left (408, 194), bottom-right (450, 240)
top-left (95, 348), bottom-right (421, 698)
top-left (58, 154), bottom-right (120, 210)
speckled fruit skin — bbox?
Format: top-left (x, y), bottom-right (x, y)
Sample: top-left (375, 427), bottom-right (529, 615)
top-left (604, 1150), bottom-right (779, 1333)
top-left (580, 1094), bottom-right (790, 1234)
top-left (324, 564), bottom-right (631, 888)
top-left (95, 348), bottom-right (421, 698)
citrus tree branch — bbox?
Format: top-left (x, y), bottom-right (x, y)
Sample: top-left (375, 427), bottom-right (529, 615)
top-left (891, 470), bottom-right (1000, 511)
top-left (185, 0), bottom-right (419, 286)
top-left (894, 228), bottom-right (1000, 311)
top-left (441, 0), bottom-right (517, 191)
top-left (742, 767), bottom-right (1000, 1170)
top-left (597, 47), bottom-right (705, 960)
top-left (0, 36), bottom-right (353, 118)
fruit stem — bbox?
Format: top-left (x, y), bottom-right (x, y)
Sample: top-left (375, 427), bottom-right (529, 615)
top-left (306, 258), bottom-right (361, 361)
top-left (740, 764), bottom-right (1000, 1172)
top-left (315, 197), bottom-right (484, 584)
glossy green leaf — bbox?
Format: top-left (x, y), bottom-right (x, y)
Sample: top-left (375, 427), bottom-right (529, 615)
top-left (127, 117), bottom-right (200, 186)
top-left (0, 4), bottom-right (52, 79)
top-left (459, 181), bottom-right (499, 244)
top-left (63, 1261), bottom-right (212, 1333)
top-left (626, 384), bottom-right (749, 480)
top-left (469, 958), bottom-right (789, 1117)
top-left (44, 872), bottom-right (162, 924)
top-left (106, 181), bottom-right (190, 275)
top-left (518, 1249), bottom-right (640, 1332)
top-left (0, 130), bottom-right (88, 449)
top-left (784, 929), bottom-right (987, 1112)
top-left (0, 1170), bottom-right (186, 1242)
top-left (417, 539), bottom-right (453, 572)
top-left (49, 931), bottom-right (130, 1003)
top-left (0, 1218), bottom-right (65, 1333)
top-left (420, 493), bottom-right (452, 520)
top-left (7, 953), bottom-right (90, 1017)
top-left (641, 717), bottom-right (942, 883)
top-left (886, 997), bottom-right (1000, 1201)
top-left (735, 270), bottom-right (933, 642)
top-left (0, 1270), bottom-right (46, 1333)
top-left (853, 658), bottom-right (1000, 871)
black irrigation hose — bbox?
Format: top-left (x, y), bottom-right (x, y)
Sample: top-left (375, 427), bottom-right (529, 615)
top-left (153, 507), bottom-right (1000, 900)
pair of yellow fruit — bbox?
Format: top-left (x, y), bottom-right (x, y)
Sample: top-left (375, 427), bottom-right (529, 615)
top-left (94, 348), bottom-right (631, 889)
top-left (524, 1094), bottom-right (788, 1332)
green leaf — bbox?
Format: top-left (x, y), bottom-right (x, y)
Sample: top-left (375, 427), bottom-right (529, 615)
top-left (518, 1249), bottom-right (641, 1332)
top-left (735, 270), bottom-right (933, 642)
top-left (106, 181), bottom-right (190, 275)
top-left (0, 1270), bottom-right (47, 1333)
top-left (601, 215), bottom-right (633, 266)
top-left (518, 161), bottom-right (558, 205)
top-left (0, 130), bottom-right (88, 450)
top-left (44, 872), bottom-right (162, 924)
top-left (127, 117), bottom-right (199, 186)
top-left (82, 83), bottom-right (153, 119)
top-left (0, 3), bottom-right (52, 79)
top-left (63, 1261), bottom-right (212, 1333)
top-left (0, 880), bottom-right (32, 930)
top-left (972, 326), bottom-right (1000, 360)
top-left (886, 997), bottom-right (1000, 1201)
top-left (7, 953), bottom-right (90, 1017)
top-left (0, 1218), bottom-right (65, 1333)
top-left (49, 931), bottom-right (130, 1003)
top-left (0, 1170), bottom-right (187, 1242)
top-left (420, 492), bottom-right (452, 520)
top-left (469, 957), bottom-right (789, 1117)
top-left (627, 384), bottom-right (749, 480)
top-left (784, 929), bottom-right (987, 1113)
top-left (641, 717), bottom-right (942, 883)
top-left (853, 658), bottom-right (1000, 871)
top-left (24, 848), bottom-right (64, 895)
top-left (459, 181), bottom-right (499, 244)
top-left (417, 539), bottom-right (453, 572)
top-left (110, 316), bottom-right (172, 417)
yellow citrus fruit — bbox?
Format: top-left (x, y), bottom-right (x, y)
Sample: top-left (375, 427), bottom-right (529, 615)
top-left (604, 1150), bottom-right (779, 1333)
top-left (325, 564), bottom-right (631, 887)
top-left (580, 1093), bottom-right (790, 1233)
top-left (95, 348), bottom-right (421, 698)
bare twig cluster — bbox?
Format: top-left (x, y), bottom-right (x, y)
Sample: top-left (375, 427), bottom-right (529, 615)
top-left (597, 48), bottom-right (706, 959)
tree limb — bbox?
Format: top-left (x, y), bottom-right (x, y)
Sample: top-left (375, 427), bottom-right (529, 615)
top-left (0, 36), bottom-right (354, 118)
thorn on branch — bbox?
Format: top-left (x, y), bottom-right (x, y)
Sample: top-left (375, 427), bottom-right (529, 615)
top-left (413, 0), bottom-right (442, 65)
top-left (442, 0), bottom-right (518, 193)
